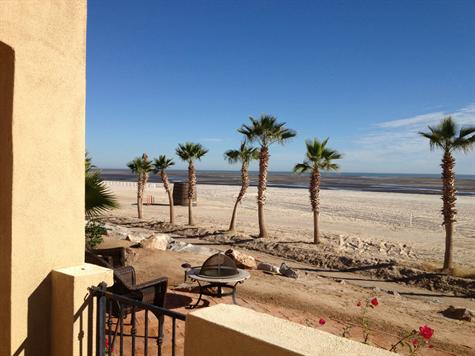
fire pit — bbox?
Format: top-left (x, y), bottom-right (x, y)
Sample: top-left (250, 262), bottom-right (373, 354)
top-left (183, 253), bottom-right (250, 308)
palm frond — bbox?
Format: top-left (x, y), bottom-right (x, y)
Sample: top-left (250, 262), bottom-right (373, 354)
top-left (293, 161), bottom-right (312, 174)
top-left (85, 154), bottom-right (118, 217)
top-left (176, 142), bottom-right (208, 162)
top-left (153, 155), bottom-right (175, 173)
top-left (238, 114), bottom-right (296, 147)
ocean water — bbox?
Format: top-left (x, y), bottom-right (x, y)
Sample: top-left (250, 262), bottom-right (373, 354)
top-left (99, 169), bottom-right (475, 196)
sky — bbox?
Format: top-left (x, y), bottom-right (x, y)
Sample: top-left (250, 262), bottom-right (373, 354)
top-left (86, 0), bottom-right (475, 174)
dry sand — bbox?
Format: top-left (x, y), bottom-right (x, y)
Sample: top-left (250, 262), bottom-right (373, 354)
top-left (105, 181), bottom-right (475, 268)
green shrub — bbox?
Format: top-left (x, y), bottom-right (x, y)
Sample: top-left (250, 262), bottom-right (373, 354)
top-left (85, 220), bottom-right (107, 248)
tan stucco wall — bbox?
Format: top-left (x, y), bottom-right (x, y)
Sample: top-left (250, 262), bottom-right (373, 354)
top-left (185, 304), bottom-right (394, 356)
top-left (52, 264), bottom-right (113, 356)
top-left (0, 1), bottom-right (87, 354)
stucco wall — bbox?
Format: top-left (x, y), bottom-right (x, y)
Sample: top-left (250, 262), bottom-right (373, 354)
top-left (185, 304), bottom-right (394, 356)
top-left (0, 1), bottom-right (87, 354)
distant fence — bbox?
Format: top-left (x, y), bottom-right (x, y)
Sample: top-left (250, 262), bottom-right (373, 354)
top-left (104, 180), bottom-right (162, 189)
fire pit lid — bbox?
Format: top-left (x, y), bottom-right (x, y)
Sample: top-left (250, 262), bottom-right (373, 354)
top-left (198, 252), bottom-right (239, 278)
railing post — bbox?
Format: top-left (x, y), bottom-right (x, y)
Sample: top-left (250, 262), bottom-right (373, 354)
top-left (95, 282), bottom-right (107, 356)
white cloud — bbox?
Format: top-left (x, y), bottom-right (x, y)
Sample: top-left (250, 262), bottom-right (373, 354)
top-left (342, 104), bottom-right (475, 174)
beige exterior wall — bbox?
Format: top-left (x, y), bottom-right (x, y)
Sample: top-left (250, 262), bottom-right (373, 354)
top-left (52, 264), bottom-right (113, 356)
top-left (185, 304), bottom-right (394, 356)
top-left (0, 1), bottom-right (87, 355)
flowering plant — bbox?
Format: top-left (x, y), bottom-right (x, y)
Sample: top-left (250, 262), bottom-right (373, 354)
top-left (390, 325), bottom-right (434, 355)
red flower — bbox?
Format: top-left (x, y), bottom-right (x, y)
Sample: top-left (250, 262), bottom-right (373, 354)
top-left (419, 325), bottom-right (434, 340)
top-left (105, 337), bottom-right (114, 352)
top-left (356, 301), bottom-right (362, 307)
top-left (412, 338), bottom-right (419, 346)
top-left (370, 297), bottom-right (379, 306)
top-left (428, 344), bottom-right (433, 349)
top-left (319, 318), bottom-right (326, 326)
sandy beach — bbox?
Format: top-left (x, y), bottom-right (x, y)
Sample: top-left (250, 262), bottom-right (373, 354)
top-left (105, 181), bottom-right (475, 268)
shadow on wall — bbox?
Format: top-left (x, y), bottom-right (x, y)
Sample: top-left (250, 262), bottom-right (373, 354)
top-left (0, 41), bottom-right (14, 356)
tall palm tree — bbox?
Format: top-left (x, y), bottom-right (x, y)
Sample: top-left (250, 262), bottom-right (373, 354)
top-left (85, 153), bottom-right (118, 217)
top-left (224, 142), bottom-right (260, 232)
top-left (294, 138), bottom-right (342, 244)
top-left (419, 117), bottom-right (475, 272)
top-left (238, 115), bottom-right (296, 238)
top-left (153, 155), bottom-right (176, 224)
top-left (176, 143), bottom-right (208, 226)
top-left (127, 153), bottom-right (152, 219)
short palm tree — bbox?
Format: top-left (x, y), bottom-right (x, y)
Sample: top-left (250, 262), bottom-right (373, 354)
top-left (176, 143), bottom-right (208, 226)
top-left (224, 142), bottom-right (260, 232)
top-left (153, 155), bottom-right (176, 224)
top-left (127, 153), bottom-right (152, 219)
top-left (85, 153), bottom-right (118, 217)
top-left (419, 117), bottom-right (475, 272)
top-left (294, 138), bottom-right (342, 244)
top-left (238, 115), bottom-right (296, 238)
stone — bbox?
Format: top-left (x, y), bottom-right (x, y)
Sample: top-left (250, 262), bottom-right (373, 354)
top-left (140, 233), bottom-right (171, 250)
top-left (440, 306), bottom-right (473, 322)
top-left (225, 249), bottom-right (257, 269)
top-left (388, 290), bottom-right (401, 298)
top-left (257, 262), bottom-right (280, 274)
top-left (126, 232), bottom-right (152, 243)
top-left (279, 263), bottom-right (298, 279)
top-left (124, 247), bottom-right (138, 264)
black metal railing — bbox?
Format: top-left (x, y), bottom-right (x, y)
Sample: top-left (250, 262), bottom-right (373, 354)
top-left (90, 283), bottom-right (186, 356)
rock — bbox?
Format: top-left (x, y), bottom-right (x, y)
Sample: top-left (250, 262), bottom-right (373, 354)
top-left (440, 306), bottom-right (473, 322)
top-left (126, 232), bottom-right (152, 243)
top-left (279, 263), bottom-right (298, 279)
top-left (225, 249), bottom-right (257, 269)
top-left (140, 233), bottom-right (171, 250)
top-left (124, 247), bottom-right (138, 264)
top-left (257, 262), bottom-right (279, 274)
top-left (388, 290), bottom-right (401, 298)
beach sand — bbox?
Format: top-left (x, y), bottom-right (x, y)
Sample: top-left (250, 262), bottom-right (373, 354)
top-left (105, 181), bottom-right (475, 268)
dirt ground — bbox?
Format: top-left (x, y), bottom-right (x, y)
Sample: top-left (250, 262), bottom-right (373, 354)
top-left (99, 234), bottom-right (475, 356)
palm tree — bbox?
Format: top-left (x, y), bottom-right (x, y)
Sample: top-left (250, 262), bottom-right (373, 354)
top-left (153, 155), bottom-right (176, 224)
top-left (176, 143), bottom-right (208, 226)
top-left (294, 138), bottom-right (342, 244)
top-left (238, 115), bottom-right (296, 238)
top-left (224, 142), bottom-right (260, 232)
top-left (85, 153), bottom-right (118, 217)
top-left (419, 117), bottom-right (475, 272)
top-left (127, 153), bottom-right (152, 219)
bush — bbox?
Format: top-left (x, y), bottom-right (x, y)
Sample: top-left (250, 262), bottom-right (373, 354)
top-left (85, 220), bottom-right (107, 248)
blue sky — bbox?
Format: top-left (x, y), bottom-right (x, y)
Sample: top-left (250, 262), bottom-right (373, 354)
top-left (86, 0), bottom-right (475, 174)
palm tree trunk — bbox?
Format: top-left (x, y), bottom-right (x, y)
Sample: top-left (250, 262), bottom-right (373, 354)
top-left (137, 176), bottom-right (143, 219)
top-left (188, 162), bottom-right (196, 226)
top-left (229, 162), bottom-right (250, 232)
top-left (161, 171), bottom-right (175, 224)
top-left (441, 151), bottom-right (456, 272)
top-left (257, 147), bottom-right (269, 238)
top-left (310, 168), bottom-right (320, 243)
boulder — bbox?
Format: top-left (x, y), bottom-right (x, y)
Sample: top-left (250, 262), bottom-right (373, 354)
top-left (225, 249), bottom-right (257, 269)
top-left (440, 306), bottom-right (473, 322)
top-left (279, 263), bottom-right (298, 279)
top-left (257, 262), bottom-right (280, 274)
top-left (124, 247), bottom-right (139, 265)
top-left (140, 233), bottom-right (171, 250)
top-left (126, 232), bottom-right (152, 243)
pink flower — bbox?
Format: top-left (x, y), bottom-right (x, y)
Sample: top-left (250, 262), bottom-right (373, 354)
top-left (419, 325), bottom-right (434, 340)
top-left (370, 297), bottom-right (379, 307)
top-left (319, 318), bottom-right (326, 326)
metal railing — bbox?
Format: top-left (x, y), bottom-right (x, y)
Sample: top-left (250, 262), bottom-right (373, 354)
top-left (90, 283), bottom-right (186, 356)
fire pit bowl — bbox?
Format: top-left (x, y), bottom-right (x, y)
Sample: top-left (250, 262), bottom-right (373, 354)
top-left (183, 252), bottom-right (251, 308)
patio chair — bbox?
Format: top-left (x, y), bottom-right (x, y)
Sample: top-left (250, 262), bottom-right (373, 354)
top-left (85, 248), bottom-right (168, 315)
